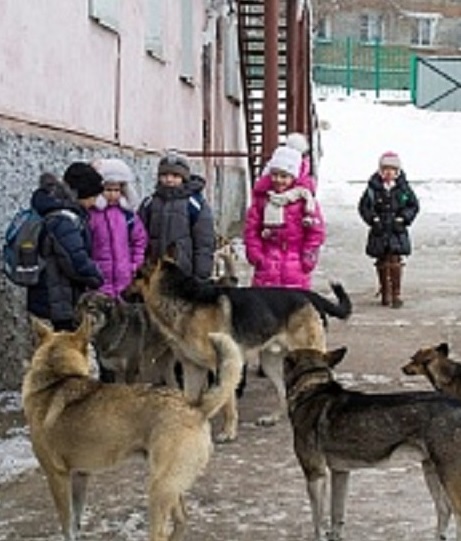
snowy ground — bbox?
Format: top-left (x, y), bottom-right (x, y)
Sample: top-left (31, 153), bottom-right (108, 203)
top-left (1, 94), bottom-right (461, 540)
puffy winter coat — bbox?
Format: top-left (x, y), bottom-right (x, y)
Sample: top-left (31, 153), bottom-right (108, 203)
top-left (358, 171), bottom-right (420, 258)
top-left (89, 205), bottom-right (147, 297)
top-left (27, 186), bottom-right (103, 324)
top-left (138, 174), bottom-right (215, 280)
top-left (244, 166), bottom-right (326, 289)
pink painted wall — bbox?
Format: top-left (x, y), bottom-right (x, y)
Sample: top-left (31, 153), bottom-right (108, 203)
top-left (0, 0), bottom-right (247, 157)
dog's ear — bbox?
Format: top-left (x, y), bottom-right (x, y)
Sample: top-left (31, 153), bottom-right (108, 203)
top-left (324, 346), bottom-right (347, 368)
top-left (436, 343), bottom-right (449, 357)
top-left (30, 316), bottom-right (53, 344)
top-left (73, 315), bottom-right (92, 350)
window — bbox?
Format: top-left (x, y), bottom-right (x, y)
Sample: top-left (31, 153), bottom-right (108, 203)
top-left (411, 17), bottom-right (435, 46)
top-left (145, 0), bottom-right (164, 60)
top-left (88, 0), bottom-right (120, 32)
top-left (359, 13), bottom-right (384, 43)
top-left (316, 16), bottom-right (332, 41)
top-left (180, 0), bottom-right (194, 84)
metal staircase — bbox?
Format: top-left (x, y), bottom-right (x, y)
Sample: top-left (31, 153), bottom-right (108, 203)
top-left (237, 0), bottom-right (288, 184)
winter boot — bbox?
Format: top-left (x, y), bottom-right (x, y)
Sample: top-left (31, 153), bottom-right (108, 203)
top-left (376, 259), bottom-right (391, 306)
top-left (389, 256), bottom-right (403, 308)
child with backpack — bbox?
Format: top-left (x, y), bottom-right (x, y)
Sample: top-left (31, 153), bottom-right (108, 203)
top-left (90, 158), bottom-right (147, 298)
top-left (26, 166), bottom-right (104, 331)
top-left (138, 151), bottom-right (215, 280)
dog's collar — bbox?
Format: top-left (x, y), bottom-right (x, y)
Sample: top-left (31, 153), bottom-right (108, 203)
top-left (286, 367), bottom-right (332, 409)
top-left (421, 364), bottom-right (442, 393)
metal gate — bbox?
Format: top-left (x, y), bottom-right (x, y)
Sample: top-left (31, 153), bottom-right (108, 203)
top-left (413, 56), bottom-right (461, 111)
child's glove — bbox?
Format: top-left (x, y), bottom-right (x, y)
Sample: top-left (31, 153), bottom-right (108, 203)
top-left (302, 249), bottom-right (319, 273)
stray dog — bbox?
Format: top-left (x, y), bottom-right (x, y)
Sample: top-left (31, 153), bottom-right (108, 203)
top-left (402, 343), bottom-right (461, 399)
top-left (76, 292), bottom-right (173, 384)
top-left (123, 257), bottom-right (352, 441)
top-left (283, 346), bottom-right (461, 541)
top-left (22, 316), bottom-right (243, 541)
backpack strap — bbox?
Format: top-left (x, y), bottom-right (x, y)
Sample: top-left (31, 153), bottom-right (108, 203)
top-left (188, 193), bottom-right (203, 227)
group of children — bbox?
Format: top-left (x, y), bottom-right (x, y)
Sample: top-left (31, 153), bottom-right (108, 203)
top-left (26, 152), bottom-right (214, 333)
top-left (25, 135), bottom-right (420, 339)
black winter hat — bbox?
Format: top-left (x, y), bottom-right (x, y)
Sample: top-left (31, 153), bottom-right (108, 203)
top-left (63, 162), bottom-right (104, 199)
top-left (157, 152), bottom-right (190, 181)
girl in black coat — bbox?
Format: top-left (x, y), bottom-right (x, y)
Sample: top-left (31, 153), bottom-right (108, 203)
top-left (358, 151), bottom-right (419, 308)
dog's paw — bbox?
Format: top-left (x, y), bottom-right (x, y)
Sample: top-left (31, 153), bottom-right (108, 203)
top-left (214, 431), bottom-right (237, 444)
top-left (255, 413), bottom-right (279, 427)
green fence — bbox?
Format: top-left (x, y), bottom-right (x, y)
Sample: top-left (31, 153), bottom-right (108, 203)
top-left (313, 38), bottom-right (415, 96)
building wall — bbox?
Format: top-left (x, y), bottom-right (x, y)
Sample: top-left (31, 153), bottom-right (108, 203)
top-left (0, 0), bottom-right (249, 389)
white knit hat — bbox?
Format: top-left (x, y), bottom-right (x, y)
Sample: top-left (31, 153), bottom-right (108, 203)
top-left (268, 146), bottom-right (302, 178)
top-left (379, 151), bottom-right (401, 171)
top-left (94, 158), bottom-right (135, 183)
top-left (92, 158), bottom-right (140, 210)
top-left (286, 132), bottom-right (309, 155)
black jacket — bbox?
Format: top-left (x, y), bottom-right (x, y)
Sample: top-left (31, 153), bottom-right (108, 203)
top-left (358, 171), bottom-right (420, 258)
top-left (27, 184), bottom-right (103, 324)
top-left (138, 174), bottom-right (215, 280)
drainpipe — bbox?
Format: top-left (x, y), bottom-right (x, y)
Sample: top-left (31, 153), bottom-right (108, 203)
top-left (286, 0), bottom-right (299, 134)
top-left (114, 33), bottom-right (122, 143)
top-left (296, 6), bottom-right (308, 136)
top-left (262, 0), bottom-right (280, 165)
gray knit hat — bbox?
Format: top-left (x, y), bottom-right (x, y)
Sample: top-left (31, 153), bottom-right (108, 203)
top-left (158, 152), bottom-right (190, 181)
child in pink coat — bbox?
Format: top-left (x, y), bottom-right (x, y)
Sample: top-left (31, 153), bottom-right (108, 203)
top-left (244, 145), bottom-right (325, 290)
top-left (89, 158), bottom-right (147, 298)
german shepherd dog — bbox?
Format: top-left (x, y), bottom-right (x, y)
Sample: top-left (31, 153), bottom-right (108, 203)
top-left (22, 316), bottom-right (243, 541)
top-left (283, 346), bottom-right (461, 541)
top-left (402, 343), bottom-right (461, 399)
top-left (76, 292), bottom-right (175, 385)
top-left (123, 258), bottom-right (352, 441)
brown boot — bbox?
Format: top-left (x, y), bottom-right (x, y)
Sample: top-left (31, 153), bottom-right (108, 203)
top-left (376, 259), bottom-right (391, 306)
top-left (389, 256), bottom-right (403, 308)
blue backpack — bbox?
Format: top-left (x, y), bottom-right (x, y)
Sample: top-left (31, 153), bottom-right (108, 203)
top-left (2, 207), bottom-right (77, 287)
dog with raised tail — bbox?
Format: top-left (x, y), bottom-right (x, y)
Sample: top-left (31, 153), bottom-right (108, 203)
top-left (22, 315), bottom-right (243, 541)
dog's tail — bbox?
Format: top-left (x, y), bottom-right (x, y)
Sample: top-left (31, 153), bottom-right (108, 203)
top-left (196, 332), bottom-right (243, 419)
top-left (308, 282), bottom-right (352, 326)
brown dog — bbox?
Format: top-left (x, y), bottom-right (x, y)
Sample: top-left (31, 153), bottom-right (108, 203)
top-left (402, 343), bottom-right (461, 398)
top-left (22, 316), bottom-right (243, 541)
top-left (123, 257), bottom-right (351, 441)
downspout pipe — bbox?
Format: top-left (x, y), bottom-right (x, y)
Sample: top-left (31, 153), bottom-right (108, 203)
top-left (262, 0), bottom-right (280, 166)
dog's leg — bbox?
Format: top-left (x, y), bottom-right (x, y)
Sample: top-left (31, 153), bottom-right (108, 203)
top-left (182, 362), bottom-right (209, 400)
top-left (215, 394), bottom-right (238, 443)
top-left (256, 345), bottom-right (286, 427)
top-left (329, 470), bottom-right (349, 541)
top-left (421, 460), bottom-right (451, 541)
top-left (169, 495), bottom-right (187, 541)
top-left (44, 468), bottom-right (75, 540)
top-left (306, 474), bottom-right (327, 541)
top-left (71, 471), bottom-right (89, 532)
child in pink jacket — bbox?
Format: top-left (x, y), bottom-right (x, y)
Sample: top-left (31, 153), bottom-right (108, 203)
top-left (89, 158), bottom-right (147, 298)
top-left (244, 145), bottom-right (326, 290)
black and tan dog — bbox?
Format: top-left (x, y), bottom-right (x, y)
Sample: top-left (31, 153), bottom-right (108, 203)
top-left (402, 343), bottom-right (461, 399)
top-left (124, 257), bottom-right (352, 441)
top-left (284, 346), bottom-right (461, 541)
top-left (76, 292), bottom-right (174, 384)
top-left (22, 316), bottom-right (243, 541)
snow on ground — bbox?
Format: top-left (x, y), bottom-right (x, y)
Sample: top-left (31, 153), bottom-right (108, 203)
top-left (1, 93), bottom-right (461, 485)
